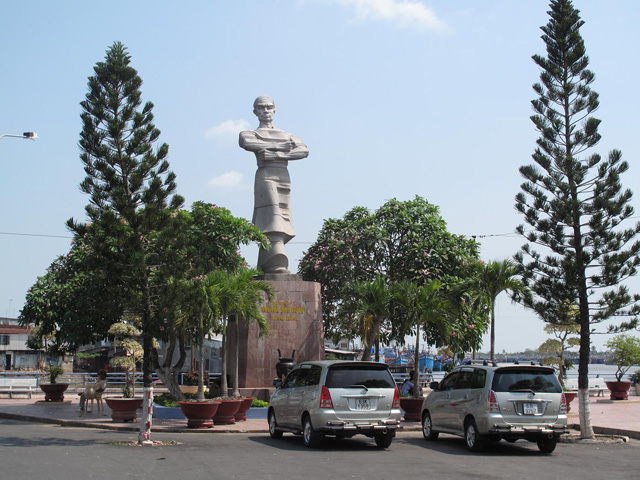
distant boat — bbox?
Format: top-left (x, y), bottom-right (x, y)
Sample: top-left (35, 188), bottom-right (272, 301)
top-left (386, 354), bottom-right (412, 365)
top-left (419, 355), bottom-right (434, 372)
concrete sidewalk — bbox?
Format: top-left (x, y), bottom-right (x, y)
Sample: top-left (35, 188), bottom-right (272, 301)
top-left (0, 395), bottom-right (639, 439)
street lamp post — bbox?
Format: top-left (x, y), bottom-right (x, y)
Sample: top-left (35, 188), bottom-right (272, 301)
top-left (0, 132), bottom-right (38, 141)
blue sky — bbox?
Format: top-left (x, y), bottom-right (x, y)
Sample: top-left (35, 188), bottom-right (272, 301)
top-left (1, 0), bottom-right (639, 352)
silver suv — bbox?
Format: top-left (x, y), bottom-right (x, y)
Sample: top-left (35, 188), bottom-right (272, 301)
top-left (268, 360), bottom-right (402, 448)
top-left (421, 361), bottom-right (569, 453)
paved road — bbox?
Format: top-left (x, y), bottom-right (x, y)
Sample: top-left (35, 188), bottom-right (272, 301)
top-left (1, 419), bottom-right (637, 480)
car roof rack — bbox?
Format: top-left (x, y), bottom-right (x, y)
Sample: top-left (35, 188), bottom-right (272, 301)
top-left (463, 359), bottom-right (497, 367)
top-left (512, 361), bottom-right (544, 366)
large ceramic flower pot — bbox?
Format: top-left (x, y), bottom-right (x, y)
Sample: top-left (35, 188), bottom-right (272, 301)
top-left (234, 397), bottom-right (254, 422)
top-left (179, 385), bottom-right (198, 394)
top-left (605, 381), bottom-right (632, 400)
top-left (399, 397), bottom-right (423, 422)
top-left (178, 401), bottom-right (220, 428)
top-left (39, 383), bottom-right (69, 402)
top-left (563, 392), bottom-right (577, 413)
top-left (105, 397), bottom-right (144, 422)
top-left (212, 399), bottom-right (242, 425)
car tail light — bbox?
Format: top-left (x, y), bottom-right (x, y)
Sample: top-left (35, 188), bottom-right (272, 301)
top-left (392, 386), bottom-right (401, 409)
top-left (320, 385), bottom-right (333, 409)
top-left (559, 393), bottom-right (568, 414)
top-left (488, 390), bottom-right (500, 412)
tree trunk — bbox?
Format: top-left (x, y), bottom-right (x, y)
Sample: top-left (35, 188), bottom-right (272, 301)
top-left (578, 388), bottom-right (593, 439)
top-left (577, 315), bottom-right (595, 439)
top-left (490, 301), bottom-right (496, 362)
top-left (413, 323), bottom-right (421, 398)
top-left (558, 345), bottom-right (566, 387)
top-left (231, 315), bottom-right (240, 397)
top-left (220, 317), bottom-right (228, 396)
top-left (197, 320), bottom-right (206, 402)
top-left (151, 334), bottom-right (186, 400)
top-left (152, 334), bottom-right (186, 400)
top-left (139, 283), bottom-right (154, 445)
top-left (361, 317), bottom-right (380, 361)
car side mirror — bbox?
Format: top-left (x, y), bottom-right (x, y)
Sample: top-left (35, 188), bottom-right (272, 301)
top-left (273, 378), bottom-right (283, 389)
top-left (429, 381), bottom-right (439, 391)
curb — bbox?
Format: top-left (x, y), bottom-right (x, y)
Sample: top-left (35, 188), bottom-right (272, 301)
top-left (1, 410), bottom-right (636, 439)
top-left (0, 410), bottom-right (424, 434)
top-left (570, 423), bottom-right (640, 441)
top-left (0, 411), bottom-right (267, 433)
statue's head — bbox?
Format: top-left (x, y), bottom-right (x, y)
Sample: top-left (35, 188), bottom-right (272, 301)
top-left (253, 95), bottom-right (275, 123)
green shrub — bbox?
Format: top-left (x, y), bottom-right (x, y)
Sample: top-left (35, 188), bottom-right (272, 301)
top-left (46, 365), bottom-right (64, 384)
top-left (153, 393), bottom-right (179, 407)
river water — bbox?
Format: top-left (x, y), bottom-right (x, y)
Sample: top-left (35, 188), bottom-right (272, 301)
top-left (565, 363), bottom-right (640, 379)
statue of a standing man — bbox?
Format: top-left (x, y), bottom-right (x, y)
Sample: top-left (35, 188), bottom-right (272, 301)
top-left (239, 96), bottom-right (309, 274)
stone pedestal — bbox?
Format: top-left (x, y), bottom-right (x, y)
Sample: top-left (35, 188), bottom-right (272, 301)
top-left (230, 275), bottom-right (324, 388)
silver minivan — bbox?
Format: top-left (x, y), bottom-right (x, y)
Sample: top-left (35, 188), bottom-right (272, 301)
top-left (421, 362), bottom-right (569, 453)
top-left (268, 360), bottom-right (402, 448)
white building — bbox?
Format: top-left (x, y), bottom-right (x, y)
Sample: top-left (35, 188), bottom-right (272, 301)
top-left (0, 317), bottom-right (39, 370)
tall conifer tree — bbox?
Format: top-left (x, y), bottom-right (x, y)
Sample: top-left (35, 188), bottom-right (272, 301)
top-left (515, 0), bottom-right (640, 438)
top-left (68, 41), bottom-right (184, 444)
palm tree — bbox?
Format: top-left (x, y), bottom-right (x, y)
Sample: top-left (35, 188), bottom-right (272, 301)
top-left (227, 268), bottom-right (274, 398)
top-left (204, 269), bottom-right (241, 397)
top-left (177, 275), bottom-right (228, 402)
top-left (340, 276), bottom-right (393, 362)
top-left (466, 260), bottom-right (528, 361)
top-left (394, 280), bottom-right (450, 398)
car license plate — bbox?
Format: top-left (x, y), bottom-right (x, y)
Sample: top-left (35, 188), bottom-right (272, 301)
top-left (523, 403), bottom-right (538, 415)
top-left (355, 398), bottom-right (371, 410)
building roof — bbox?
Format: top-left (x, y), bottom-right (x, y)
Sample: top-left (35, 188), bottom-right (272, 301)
top-left (0, 324), bottom-right (32, 335)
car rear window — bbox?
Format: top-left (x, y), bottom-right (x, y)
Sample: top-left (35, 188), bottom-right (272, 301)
top-left (325, 365), bottom-right (395, 389)
top-left (492, 368), bottom-right (561, 393)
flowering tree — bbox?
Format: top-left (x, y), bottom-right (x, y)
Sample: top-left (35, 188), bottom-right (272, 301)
top-left (21, 236), bottom-right (125, 354)
top-left (299, 196), bottom-right (481, 345)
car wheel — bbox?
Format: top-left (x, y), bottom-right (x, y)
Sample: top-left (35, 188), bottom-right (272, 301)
top-left (303, 416), bottom-right (322, 448)
top-left (421, 412), bottom-right (439, 441)
top-left (464, 419), bottom-right (485, 452)
top-left (374, 431), bottom-right (394, 448)
top-left (537, 435), bottom-right (558, 454)
top-left (268, 410), bottom-right (283, 439)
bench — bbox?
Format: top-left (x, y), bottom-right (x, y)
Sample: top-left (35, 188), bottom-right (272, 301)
top-left (392, 372), bottom-right (433, 391)
top-left (564, 378), bottom-right (606, 397)
top-left (0, 378), bottom-right (38, 399)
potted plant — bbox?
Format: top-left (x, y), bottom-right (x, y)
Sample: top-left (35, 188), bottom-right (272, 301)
top-left (398, 372), bottom-right (423, 422)
top-left (179, 371), bottom-right (206, 395)
top-left (39, 364), bottom-right (69, 402)
top-left (562, 386), bottom-right (577, 413)
top-left (234, 396), bottom-right (255, 422)
top-left (210, 396), bottom-right (243, 425)
top-left (104, 322), bottom-right (144, 421)
top-left (604, 334), bottom-right (640, 400)
top-left (178, 398), bottom-right (221, 428)
top-left (634, 370), bottom-right (640, 396)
